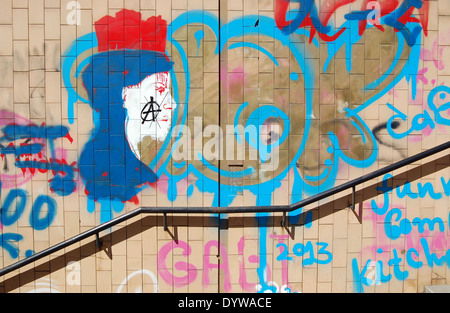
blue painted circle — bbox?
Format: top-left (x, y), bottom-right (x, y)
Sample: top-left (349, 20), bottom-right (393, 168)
top-left (244, 106), bottom-right (291, 162)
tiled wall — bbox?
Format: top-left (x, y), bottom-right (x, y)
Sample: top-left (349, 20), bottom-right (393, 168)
top-left (0, 0), bottom-right (450, 293)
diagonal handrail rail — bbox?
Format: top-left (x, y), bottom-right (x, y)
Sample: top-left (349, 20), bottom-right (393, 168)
top-left (1, 140), bottom-right (449, 278)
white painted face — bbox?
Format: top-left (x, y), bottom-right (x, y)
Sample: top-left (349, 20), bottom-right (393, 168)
top-left (122, 72), bottom-right (177, 160)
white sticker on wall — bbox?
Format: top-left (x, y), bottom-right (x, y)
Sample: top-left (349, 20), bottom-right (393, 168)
top-left (123, 72), bottom-right (177, 160)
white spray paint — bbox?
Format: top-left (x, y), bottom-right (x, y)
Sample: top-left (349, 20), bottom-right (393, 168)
top-left (123, 72), bottom-right (177, 160)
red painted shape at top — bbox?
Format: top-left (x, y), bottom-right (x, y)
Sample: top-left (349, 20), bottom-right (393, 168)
top-left (95, 9), bottom-right (168, 53)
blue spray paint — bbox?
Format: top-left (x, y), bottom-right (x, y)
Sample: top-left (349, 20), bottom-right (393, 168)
top-left (325, 12), bottom-right (422, 116)
top-left (194, 30), bottom-right (205, 57)
top-left (161, 12), bottom-right (382, 291)
top-left (77, 50), bottom-right (173, 222)
top-left (0, 143), bottom-right (43, 156)
top-left (29, 195), bottom-right (57, 231)
top-left (0, 123), bottom-right (77, 196)
top-left (1, 189), bottom-right (27, 226)
top-left (0, 233), bottom-right (23, 259)
top-left (279, 0), bottom-right (331, 36)
top-left (61, 33), bottom-right (98, 125)
top-left (60, 8), bottom-right (430, 292)
top-left (0, 185), bottom-right (58, 259)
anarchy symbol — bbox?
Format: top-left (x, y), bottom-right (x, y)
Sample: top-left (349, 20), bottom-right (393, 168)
top-left (141, 96), bottom-right (162, 125)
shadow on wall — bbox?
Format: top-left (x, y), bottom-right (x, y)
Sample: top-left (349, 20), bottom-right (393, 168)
top-left (0, 153), bottom-right (449, 292)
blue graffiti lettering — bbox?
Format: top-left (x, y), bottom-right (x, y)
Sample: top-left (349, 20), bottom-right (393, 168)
top-left (15, 160), bottom-right (77, 196)
top-left (29, 195), bottom-right (57, 231)
top-left (0, 143), bottom-right (43, 157)
top-left (0, 189), bottom-right (57, 231)
top-left (406, 247), bottom-right (423, 269)
top-left (441, 177), bottom-right (450, 196)
top-left (276, 243), bottom-right (293, 262)
top-left (0, 123), bottom-right (77, 197)
top-left (2, 124), bottom-right (71, 141)
top-left (372, 173), bottom-right (449, 219)
top-left (353, 238), bottom-right (450, 292)
top-left (427, 85), bottom-right (450, 126)
top-left (352, 258), bottom-right (373, 293)
top-left (0, 188), bottom-right (58, 258)
top-left (388, 249), bottom-right (409, 281)
top-left (0, 233), bottom-right (23, 259)
top-left (279, 0), bottom-right (331, 36)
top-left (386, 102), bottom-right (435, 139)
top-left (382, 0), bottom-right (424, 47)
top-left (420, 237), bottom-right (448, 267)
top-left (356, 169), bottom-right (450, 292)
top-left (277, 241), bottom-right (333, 266)
top-left (1, 189), bottom-right (27, 226)
top-left (384, 208), bottom-right (445, 240)
top-left (387, 85), bottom-right (450, 139)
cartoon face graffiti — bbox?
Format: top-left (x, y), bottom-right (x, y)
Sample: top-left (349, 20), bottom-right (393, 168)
top-left (123, 72), bottom-right (177, 161)
top-left (67, 10), bottom-right (174, 204)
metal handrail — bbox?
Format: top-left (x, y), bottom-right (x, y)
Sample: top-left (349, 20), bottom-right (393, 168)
top-left (1, 140), bottom-right (449, 277)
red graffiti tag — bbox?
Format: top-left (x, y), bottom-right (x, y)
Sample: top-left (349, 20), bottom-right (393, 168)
top-left (357, 0), bottom-right (429, 36)
top-left (274, 0), bottom-right (348, 43)
top-left (274, 0), bottom-right (430, 43)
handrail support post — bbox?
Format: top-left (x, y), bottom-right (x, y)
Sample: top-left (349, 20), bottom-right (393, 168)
top-left (163, 213), bottom-right (168, 231)
top-left (96, 233), bottom-right (103, 249)
top-left (281, 211), bottom-right (287, 228)
top-left (350, 186), bottom-right (356, 211)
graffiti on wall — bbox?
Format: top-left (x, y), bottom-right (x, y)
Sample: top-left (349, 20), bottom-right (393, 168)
top-left (60, 1), bottom-right (431, 218)
top-left (0, 109), bottom-right (77, 259)
top-left (353, 173), bottom-right (450, 292)
top-left (1, 0), bottom-right (450, 293)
